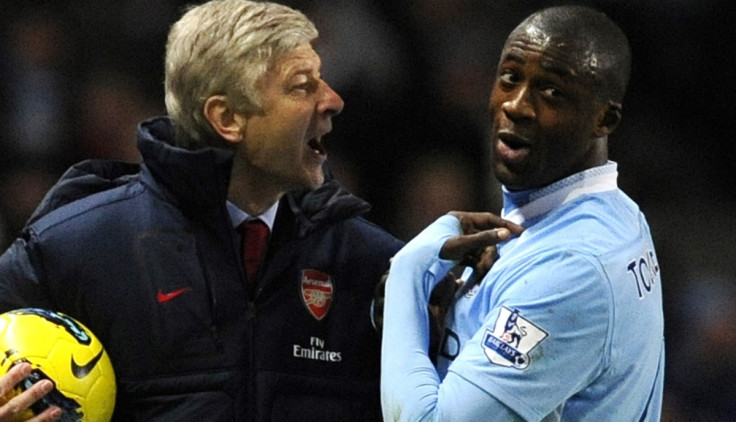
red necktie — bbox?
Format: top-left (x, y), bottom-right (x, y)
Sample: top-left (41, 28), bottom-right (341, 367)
top-left (240, 219), bottom-right (270, 291)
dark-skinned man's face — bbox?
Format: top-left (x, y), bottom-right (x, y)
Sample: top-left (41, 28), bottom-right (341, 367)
top-left (489, 25), bottom-right (608, 191)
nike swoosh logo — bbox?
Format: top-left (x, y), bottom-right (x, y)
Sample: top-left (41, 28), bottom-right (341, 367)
top-left (157, 287), bottom-right (193, 303)
top-left (71, 350), bottom-right (104, 379)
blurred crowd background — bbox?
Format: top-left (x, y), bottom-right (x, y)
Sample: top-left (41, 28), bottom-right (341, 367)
top-left (1, 0), bottom-right (733, 420)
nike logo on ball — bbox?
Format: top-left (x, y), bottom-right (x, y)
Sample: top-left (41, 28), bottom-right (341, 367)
top-left (71, 350), bottom-right (104, 379)
top-left (157, 287), bottom-right (192, 303)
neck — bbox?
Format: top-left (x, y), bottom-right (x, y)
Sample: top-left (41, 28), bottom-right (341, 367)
top-left (586, 137), bottom-right (609, 168)
top-left (228, 160), bottom-right (285, 216)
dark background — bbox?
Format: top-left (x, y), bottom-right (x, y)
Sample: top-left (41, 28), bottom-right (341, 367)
top-left (1, 1), bottom-right (734, 419)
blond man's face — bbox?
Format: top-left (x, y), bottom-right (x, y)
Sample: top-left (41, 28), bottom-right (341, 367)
top-left (238, 43), bottom-right (344, 192)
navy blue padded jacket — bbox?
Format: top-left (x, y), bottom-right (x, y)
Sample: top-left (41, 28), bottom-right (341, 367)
top-left (0, 117), bottom-right (404, 421)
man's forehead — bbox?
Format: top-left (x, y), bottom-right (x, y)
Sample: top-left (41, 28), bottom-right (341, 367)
top-left (517, 21), bottom-right (554, 49)
top-left (272, 43), bottom-right (321, 74)
top-left (504, 26), bottom-right (600, 78)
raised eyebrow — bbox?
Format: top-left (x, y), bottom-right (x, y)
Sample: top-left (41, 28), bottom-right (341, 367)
top-left (540, 60), bottom-right (574, 80)
top-left (502, 45), bottom-right (573, 79)
top-left (500, 50), bottom-right (526, 66)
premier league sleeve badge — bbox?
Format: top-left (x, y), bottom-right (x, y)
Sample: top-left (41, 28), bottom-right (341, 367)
top-left (482, 306), bottom-right (548, 369)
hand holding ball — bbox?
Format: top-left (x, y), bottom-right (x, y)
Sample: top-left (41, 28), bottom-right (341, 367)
top-left (0, 309), bottom-right (116, 421)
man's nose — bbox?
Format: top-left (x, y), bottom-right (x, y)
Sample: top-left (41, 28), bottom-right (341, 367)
top-left (319, 82), bottom-right (344, 117)
top-left (502, 85), bottom-right (535, 121)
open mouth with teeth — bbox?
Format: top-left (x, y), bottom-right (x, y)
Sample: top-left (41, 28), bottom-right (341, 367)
top-left (308, 137), bottom-right (327, 156)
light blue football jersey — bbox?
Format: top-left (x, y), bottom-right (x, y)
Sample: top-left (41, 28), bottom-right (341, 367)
top-left (381, 162), bottom-right (664, 421)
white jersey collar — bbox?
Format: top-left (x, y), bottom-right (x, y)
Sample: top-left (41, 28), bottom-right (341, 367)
top-left (501, 161), bottom-right (618, 226)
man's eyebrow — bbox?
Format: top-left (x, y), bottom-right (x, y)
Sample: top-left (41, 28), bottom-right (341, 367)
top-left (541, 60), bottom-right (574, 79)
top-left (501, 50), bottom-right (526, 65)
top-left (502, 47), bottom-right (575, 80)
top-left (284, 65), bottom-right (319, 81)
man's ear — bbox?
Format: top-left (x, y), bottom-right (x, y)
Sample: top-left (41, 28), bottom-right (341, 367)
top-left (203, 95), bottom-right (246, 145)
top-left (594, 101), bottom-right (622, 138)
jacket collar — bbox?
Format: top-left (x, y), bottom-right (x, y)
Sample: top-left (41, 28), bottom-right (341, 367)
top-left (137, 116), bottom-right (234, 213)
top-left (138, 117), bottom-right (371, 237)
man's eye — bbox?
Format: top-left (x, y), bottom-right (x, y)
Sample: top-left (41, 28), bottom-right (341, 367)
top-left (292, 80), bottom-right (317, 94)
top-left (498, 71), bottom-right (518, 85)
top-left (541, 86), bottom-right (563, 99)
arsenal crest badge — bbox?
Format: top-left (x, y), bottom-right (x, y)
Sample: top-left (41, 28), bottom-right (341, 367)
top-left (300, 269), bottom-right (334, 320)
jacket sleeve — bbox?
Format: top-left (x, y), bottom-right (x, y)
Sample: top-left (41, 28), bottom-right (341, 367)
top-left (0, 235), bottom-right (54, 313)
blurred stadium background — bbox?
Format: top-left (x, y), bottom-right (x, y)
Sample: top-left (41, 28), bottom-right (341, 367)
top-left (1, 1), bottom-right (733, 420)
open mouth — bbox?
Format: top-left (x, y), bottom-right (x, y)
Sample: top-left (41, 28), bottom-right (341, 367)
top-left (498, 132), bottom-right (530, 149)
top-left (496, 132), bottom-right (531, 163)
top-left (308, 137), bottom-right (327, 156)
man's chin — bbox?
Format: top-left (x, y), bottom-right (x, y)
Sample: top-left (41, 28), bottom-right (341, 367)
top-left (493, 163), bottom-right (514, 185)
top-left (303, 171), bottom-right (325, 190)
top-left (494, 169), bottom-right (525, 191)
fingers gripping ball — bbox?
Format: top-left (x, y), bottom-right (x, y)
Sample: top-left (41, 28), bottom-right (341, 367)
top-left (0, 309), bottom-right (116, 421)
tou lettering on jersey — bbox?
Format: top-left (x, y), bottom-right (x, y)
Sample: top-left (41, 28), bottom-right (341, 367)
top-left (482, 307), bottom-right (548, 369)
top-left (300, 269), bottom-right (333, 320)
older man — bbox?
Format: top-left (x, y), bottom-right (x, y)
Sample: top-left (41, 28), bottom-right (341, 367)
top-left (0, 1), bottom-right (402, 420)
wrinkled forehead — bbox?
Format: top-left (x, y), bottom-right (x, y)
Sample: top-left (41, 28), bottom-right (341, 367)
top-left (273, 43), bottom-right (320, 65)
top-left (505, 19), bottom-right (603, 78)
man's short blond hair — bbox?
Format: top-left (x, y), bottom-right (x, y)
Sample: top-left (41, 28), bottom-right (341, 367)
top-left (164, 0), bottom-right (317, 147)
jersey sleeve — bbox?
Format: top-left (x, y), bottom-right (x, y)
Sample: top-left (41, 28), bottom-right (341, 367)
top-left (380, 215), bottom-right (528, 421)
top-left (381, 219), bottom-right (615, 422)
top-left (447, 250), bottom-right (613, 420)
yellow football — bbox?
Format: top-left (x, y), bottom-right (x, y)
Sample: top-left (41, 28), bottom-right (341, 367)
top-left (0, 308), bottom-right (116, 421)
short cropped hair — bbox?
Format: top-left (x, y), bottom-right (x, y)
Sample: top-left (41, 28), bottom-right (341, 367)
top-left (510, 6), bottom-right (631, 104)
top-left (165, 0), bottom-right (318, 148)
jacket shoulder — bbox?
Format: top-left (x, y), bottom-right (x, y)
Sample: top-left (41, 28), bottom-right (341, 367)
top-left (27, 160), bottom-right (141, 224)
top-left (26, 160), bottom-right (147, 236)
top-left (348, 216), bottom-right (404, 248)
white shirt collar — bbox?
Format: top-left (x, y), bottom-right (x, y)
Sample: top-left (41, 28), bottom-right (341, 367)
top-left (227, 200), bottom-right (279, 231)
